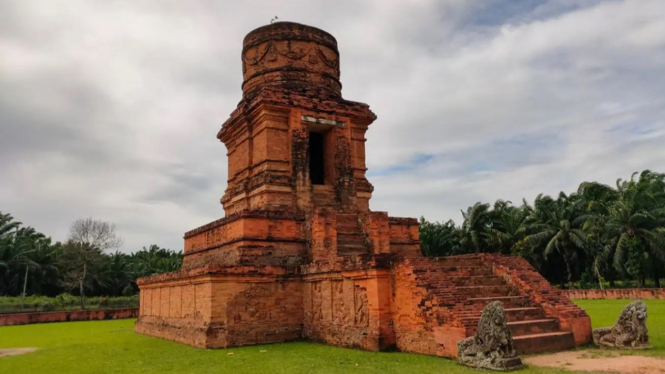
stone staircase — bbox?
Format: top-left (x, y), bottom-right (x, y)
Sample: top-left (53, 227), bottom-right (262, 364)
top-left (312, 185), bottom-right (336, 208)
top-left (335, 213), bottom-right (370, 256)
top-left (409, 255), bottom-right (576, 355)
top-left (310, 185), bottom-right (371, 256)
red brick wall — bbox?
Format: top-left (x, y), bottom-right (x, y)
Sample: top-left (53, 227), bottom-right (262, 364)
top-left (390, 260), bottom-right (445, 356)
top-left (136, 266), bottom-right (303, 348)
top-left (565, 288), bottom-right (665, 299)
top-left (0, 308), bottom-right (137, 326)
top-left (181, 213), bottom-right (308, 268)
top-left (391, 257), bottom-right (494, 357)
top-left (222, 281), bottom-right (303, 347)
top-left (302, 270), bottom-right (394, 351)
top-left (137, 266), bottom-right (399, 350)
top-left (183, 214), bottom-right (304, 254)
top-left (388, 217), bottom-right (421, 257)
top-left (140, 282), bottom-right (211, 320)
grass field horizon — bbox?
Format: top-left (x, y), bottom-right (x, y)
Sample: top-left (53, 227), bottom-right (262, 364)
top-left (0, 300), bottom-right (663, 374)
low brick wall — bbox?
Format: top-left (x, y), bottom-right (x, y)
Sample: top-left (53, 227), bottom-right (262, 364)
top-left (565, 289), bottom-right (665, 300)
top-left (0, 308), bottom-right (138, 326)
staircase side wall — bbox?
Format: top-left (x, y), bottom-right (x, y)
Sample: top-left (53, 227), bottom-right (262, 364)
top-left (390, 260), bottom-right (464, 357)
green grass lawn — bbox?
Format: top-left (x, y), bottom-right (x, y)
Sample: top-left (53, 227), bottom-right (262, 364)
top-left (0, 300), bottom-right (663, 374)
top-left (573, 299), bottom-right (665, 357)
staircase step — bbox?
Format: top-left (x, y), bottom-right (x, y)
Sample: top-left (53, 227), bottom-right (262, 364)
top-left (337, 234), bottom-right (366, 242)
top-left (337, 240), bottom-right (368, 247)
top-left (335, 226), bottom-right (359, 233)
top-left (313, 187), bottom-right (336, 205)
top-left (337, 248), bottom-right (370, 256)
top-left (429, 256), bottom-right (485, 267)
top-left (337, 240), bottom-right (370, 256)
top-left (464, 318), bottom-right (560, 337)
top-left (455, 285), bottom-right (517, 297)
top-left (508, 319), bottom-right (560, 336)
top-left (449, 276), bottom-right (504, 287)
top-left (513, 331), bottom-right (576, 355)
top-left (427, 266), bottom-right (494, 276)
top-left (505, 307), bottom-right (545, 321)
top-left (467, 296), bottom-right (530, 308)
top-left (336, 214), bottom-right (359, 226)
top-left (461, 307), bottom-right (546, 328)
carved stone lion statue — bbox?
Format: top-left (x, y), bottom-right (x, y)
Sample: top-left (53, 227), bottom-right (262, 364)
top-left (593, 300), bottom-right (651, 349)
top-left (457, 301), bottom-right (523, 371)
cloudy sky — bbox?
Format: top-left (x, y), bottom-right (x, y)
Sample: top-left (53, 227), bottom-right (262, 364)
top-left (1, 0), bottom-right (664, 252)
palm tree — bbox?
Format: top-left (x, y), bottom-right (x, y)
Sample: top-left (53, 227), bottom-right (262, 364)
top-left (130, 245), bottom-right (183, 278)
top-left (606, 171), bottom-right (665, 287)
top-left (460, 203), bottom-right (493, 253)
top-left (488, 200), bottom-right (530, 255)
top-left (29, 238), bottom-right (60, 296)
top-left (524, 193), bottom-right (587, 288)
top-left (0, 213), bottom-right (21, 239)
top-left (102, 252), bottom-right (134, 296)
top-left (577, 182), bottom-right (620, 288)
top-left (419, 217), bottom-right (463, 256)
top-left (0, 227), bottom-right (52, 305)
top-left (0, 213), bottom-right (21, 290)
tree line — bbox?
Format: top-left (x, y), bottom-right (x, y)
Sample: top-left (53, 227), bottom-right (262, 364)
top-left (419, 170), bottom-right (665, 289)
top-left (3, 169), bottom-right (663, 298)
top-left (0, 215), bottom-right (182, 299)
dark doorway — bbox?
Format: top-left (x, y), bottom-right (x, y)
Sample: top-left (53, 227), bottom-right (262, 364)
top-left (309, 132), bottom-right (325, 185)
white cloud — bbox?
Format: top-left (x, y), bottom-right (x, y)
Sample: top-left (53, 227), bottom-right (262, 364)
top-left (1, 0), bottom-right (663, 250)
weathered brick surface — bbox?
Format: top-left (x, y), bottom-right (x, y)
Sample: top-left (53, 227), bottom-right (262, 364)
top-left (241, 22), bottom-right (341, 98)
top-left (136, 21), bottom-right (589, 357)
top-left (391, 260), bottom-right (443, 356)
top-left (137, 266), bottom-right (302, 348)
top-left (221, 280), bottom-right (303, 347)
top-left (565, 288), bottom-right (665, 299)
top-left (0, 308), bottom-right (137, 326)
top-left (302, 270), bottom-right (394, 350)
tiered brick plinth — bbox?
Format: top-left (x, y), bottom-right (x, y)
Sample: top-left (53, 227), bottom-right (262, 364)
top-left (135, 21), bottom-right (590, 357)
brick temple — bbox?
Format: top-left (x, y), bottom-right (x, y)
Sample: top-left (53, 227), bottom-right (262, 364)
top-left (135, 22), bottom-right (591, 357)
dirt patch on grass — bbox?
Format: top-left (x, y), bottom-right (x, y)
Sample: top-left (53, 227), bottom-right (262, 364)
top-left (525, 351), bottom-right (665, 374)
top-left (0, 348), bottom-right (37, 358)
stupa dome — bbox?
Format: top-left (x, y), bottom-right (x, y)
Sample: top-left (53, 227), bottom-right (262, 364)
top-left (241, 22), bottom-right (341, 97)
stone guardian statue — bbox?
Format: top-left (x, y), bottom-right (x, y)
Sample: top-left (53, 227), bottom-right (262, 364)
top-left (592, 300), bottom-right (651, 349)
top-left (457, 301), bottom-right (523, 371)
